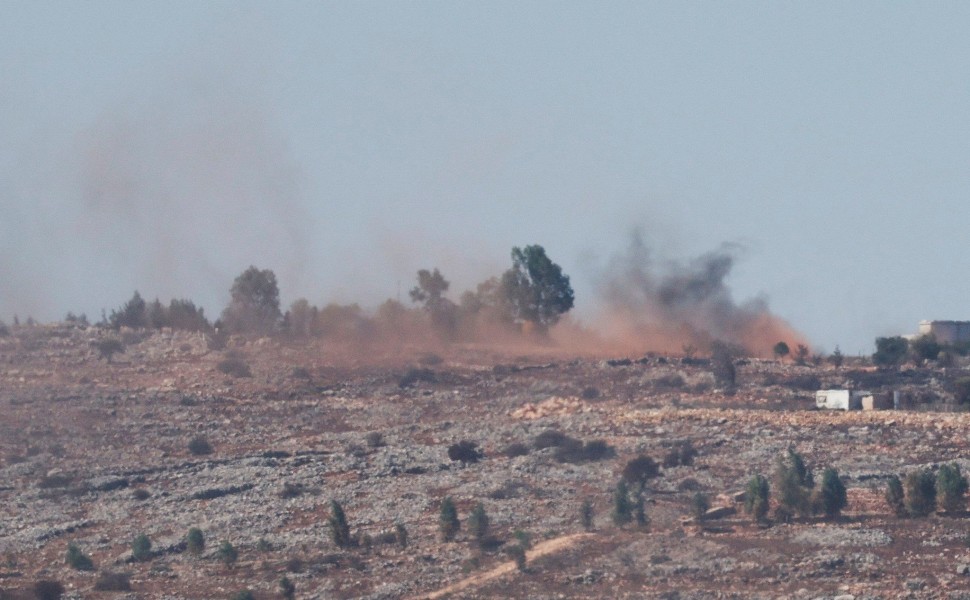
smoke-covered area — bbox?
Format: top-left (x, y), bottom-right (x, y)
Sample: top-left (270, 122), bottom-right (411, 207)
top-left (591, 231), bottom-right (807, 357)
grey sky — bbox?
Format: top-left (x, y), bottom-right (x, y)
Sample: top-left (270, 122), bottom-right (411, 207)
top-left (2, 2), bottom-right (969, 354)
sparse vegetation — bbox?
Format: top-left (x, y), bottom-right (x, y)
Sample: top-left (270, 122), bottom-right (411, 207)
top-left (816, 467), bottom-right (848, 519)
top-left (230, 591), bottom-right (255, 600)
top-left (95, 337), bottom-right (125, 362)
top-left (612, 480), bottom-right (634, 526)
top-left (93, 571), bottom-right (131, 591)
top-left (395, 523), bottom-right (408, 549)
top-left (691, 492), bottom-right (710, 521)
top-left (622, 454), bottom-right (660, 490)
top-left (32, 580), bottom-right (64, 600)
top-left (280, 576), bottom-right (296, 600)
top-left (502, 442), bottom-right (530, 458)
top-left (580, 499), bottom-right (594, 531)
top-left (774, 447), bottom-right (814, 520)
top-left (885, 475), bottom-right (906, 516)
top-left (468, 502), bottom-right (490, 546)
top-left (553, 437), bottom-right (615, 464)
top-left (217, 356), bottom-right (252, 378)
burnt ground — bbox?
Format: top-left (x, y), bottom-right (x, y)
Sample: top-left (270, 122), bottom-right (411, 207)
top-left (2, 324), bottom-right (970, 599)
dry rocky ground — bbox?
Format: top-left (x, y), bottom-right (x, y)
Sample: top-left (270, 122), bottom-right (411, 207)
top-left (2, 324), bottom-right (970, 599)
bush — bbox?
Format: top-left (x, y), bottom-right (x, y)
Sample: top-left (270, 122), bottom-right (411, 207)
top-left (280, 577), bottom-right (296, 600)
top-left (502, 442), bottom-right (530, 458)
top-left (231, 592), bottom-right (255, 600)
top-left (188, 436), bottom-right (213, 456)
top-left (131, 534), bottom-right (151, 562)
top-left (954, 378), bottom-right (970, 406)
top-left (365, 432), bottom-right (385, 448)
top-left (905, 469), bottom-right (937, 517)
top-left (216, 357), bottom-right (252, 378)
top-left (710, 340), bottom-right (739, 389)
top-left (95, 338), bottom-right (125, 363)
top-left (508, 543), bottom-right (527, 572)
top-left (221, 266), bottom-right (282, 335)
top-left (533, 429), bottom-right (571, 450)
top-left (553, 438), bottom-right (615, 464)
top-left (774, 448), bottom-right (814, 519)
top-left (32, 580), bottom-right (64, 600)
top-left (885, 475), bottom-right (906, 516)
top-left (395, 523), bottom-right (408, 549)
top-left (816, 467), bottom-right (848, 518)
top-left (328, 500), bottom-right (352, 548)
top-left (744, 474), bottom-right (770, 523)
top-left (278, 482), bottom-right (306, 499)
top-left (580, 386), bottom-right (601, 400)
top-left (448, 441), bottom-right (483, 464)
top-left (66, 542), bottom-right (94, 571)
top-left (132, 488), bottom-right (151, 501)
top-left (398, 367), bottom-right (435, 388)
top-left (663, 441), bottom-right (698, 468)
top-left (622, 455), bottom-right (660, 490)
top-left (218, 541), bottom-right (238, 567)
top-left (93, 571), bottom-right (131, 591)
top-left (691, 492), bottom-right (710, 521)
top-left (439, 496), bottom-right (460, 542)
top-left (873, 336), bottom-right (908, 366)
top-left (937, 463), bottom-right (968, 513)
top-left (653, 374), bottom-right (685, 390)
top-left (186, 528), bottom-right (205, 555)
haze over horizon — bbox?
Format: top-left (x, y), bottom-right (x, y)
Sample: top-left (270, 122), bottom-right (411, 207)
top-left (4, 2), bottom-right (970, 356)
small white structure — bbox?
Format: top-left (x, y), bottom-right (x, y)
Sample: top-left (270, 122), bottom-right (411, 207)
top-left (816, 389), bottom-right (873, 411)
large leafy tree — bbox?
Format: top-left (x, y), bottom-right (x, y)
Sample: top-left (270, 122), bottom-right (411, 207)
top-left (410, 268), bottom-right (457, 336)
top-left (499, 245), bottom-right (574, 331)
top-left (221, 266), bottom-right (282, 335)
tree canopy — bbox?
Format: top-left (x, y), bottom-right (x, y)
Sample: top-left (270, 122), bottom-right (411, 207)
top-left (499, 245), bottom-right (574, 331)
top-left (221, 266), bottom-right (282, 335)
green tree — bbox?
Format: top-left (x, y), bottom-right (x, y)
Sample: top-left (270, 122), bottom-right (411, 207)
top-left (499, 245), bottom-right (574, 331)
top-left (744, 474), bottom-right (770, 523)
top-left (817, 467), bottom-right (848, 518)
top-left (873, 336), bottom-right (908, 366)
top-left (905, 469), bottom-right (937, 517)
top-left (65, 542), bottom-right (94, 571)
top-left (410, 268), bottom-right (457, 336)
top-left (279, 576), bottom-right (296, 600)
top-left (691, 492), bottom-right (710, 522)
top-left (774, 447), bottom-right (814, 520)
top-left (439, 496), bottom-right (460, 542)
top-left (468, 502), bottom-right (490, 545)
top-left (580, 499), bottom-right (594, 531)
top-left (773, 341), bottom-right (790, 361)
top-left (109, 291), bottom-right (147, 329)
top-left (910, 334), bottom-right (941, 363)
top-left (621, 454), bottom-right (660, 492)
top-left (828, 346), bottom-right (845, 368)
top-left (395, 522), bottom-right (408, 549)
top-left (936, 463), bottom-right (968, 513)
top-left (885, 475), bottom-right (906, 516)
top-left (328, 500), bottom-right (352, 548)
top-left (186, 528), bottom-right (205, 555)
top-left (221, 266), bottom-right (282, 335)
top-left (611, 480), bottom-right (634, 526)
top-left (131, 534), bottom-right (152, 562)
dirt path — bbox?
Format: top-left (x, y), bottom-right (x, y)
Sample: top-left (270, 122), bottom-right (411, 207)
top-left (414, 532), bottom-right (594, 600)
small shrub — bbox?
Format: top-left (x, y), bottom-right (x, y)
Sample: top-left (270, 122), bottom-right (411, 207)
top-left (218, 541), bottom-right (238, 567)
top-left (554, 439), bottom-right (615, 464)
top-left (231, 591), bottom-right (255, 600)
top-left (905, 469), bottom-right (937, 517)
top-left (32, 580), bottom-right (64, 600)
top-left (93, 571), bottom-right (131, 591)
top-left (278, 482), bottom-right (306, 499)
top-left (186, 528), bottom-right (205, 555)
top-left (188, 436), bottom-right (213, 456)
top-left (439, 496), bottom-right (460, 541)
top-left (395, 523), bottom-right (408, 549)
top-left (514, 529), bottom-right (531, 550)
top-left (448, 441), bottom-right (483, 464)
top-left (885, 475), bottom-right (906, 516)
top-left (581, 386), bottom-right (601, 400)
top-left (533, 429), bottom-right (571, 450)
top-left (285, 557), bottom-right (304, 573)
top-left (280, 577), bottom-right (296, 600)
top-left (256, 538), bottom-right (272, 552)
top-left (653, 374), bottom-right (685, 390)
top-left (216, 357), bottom-right (252, 378)
top-left (38, 474), bottom-right (72, 489)
top-left (508, 544), bottom-right (527, 572)
top-left (328, 500), bottom-right (352, 548)
top-left (131, 534), bottom-right (151, 562)
top-left (131, 488), bottom-right (151, 501)
top-left (398, 367), bottom-right (435, 388)
top-left (290, 366), bottom-right (312, 380)
top-left (937, 463), bottom-right (968, 513)
top-left (66, 542), bottom-right (94, 571)
top-left (365, 432), bottom-right (385, 448)
top-left (502, 442), bottom-right (530, 458)
top-left (580, 499), bottom-right (594, 531)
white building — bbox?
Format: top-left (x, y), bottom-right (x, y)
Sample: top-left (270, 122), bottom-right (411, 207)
top-left (917, 320), bottom-right (970, 345)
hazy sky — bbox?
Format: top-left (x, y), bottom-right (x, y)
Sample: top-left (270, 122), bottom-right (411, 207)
top-left (3, 2), bottom-right (969, 354)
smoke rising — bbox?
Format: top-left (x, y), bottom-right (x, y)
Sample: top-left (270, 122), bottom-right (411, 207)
top-left (592, 231), bottom-right (807, 357)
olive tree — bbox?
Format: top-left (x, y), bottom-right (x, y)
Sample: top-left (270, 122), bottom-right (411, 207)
top-left (221, 266), bottom-right (282, 335)
top-left (499, 245), bottom-right (574, 332)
